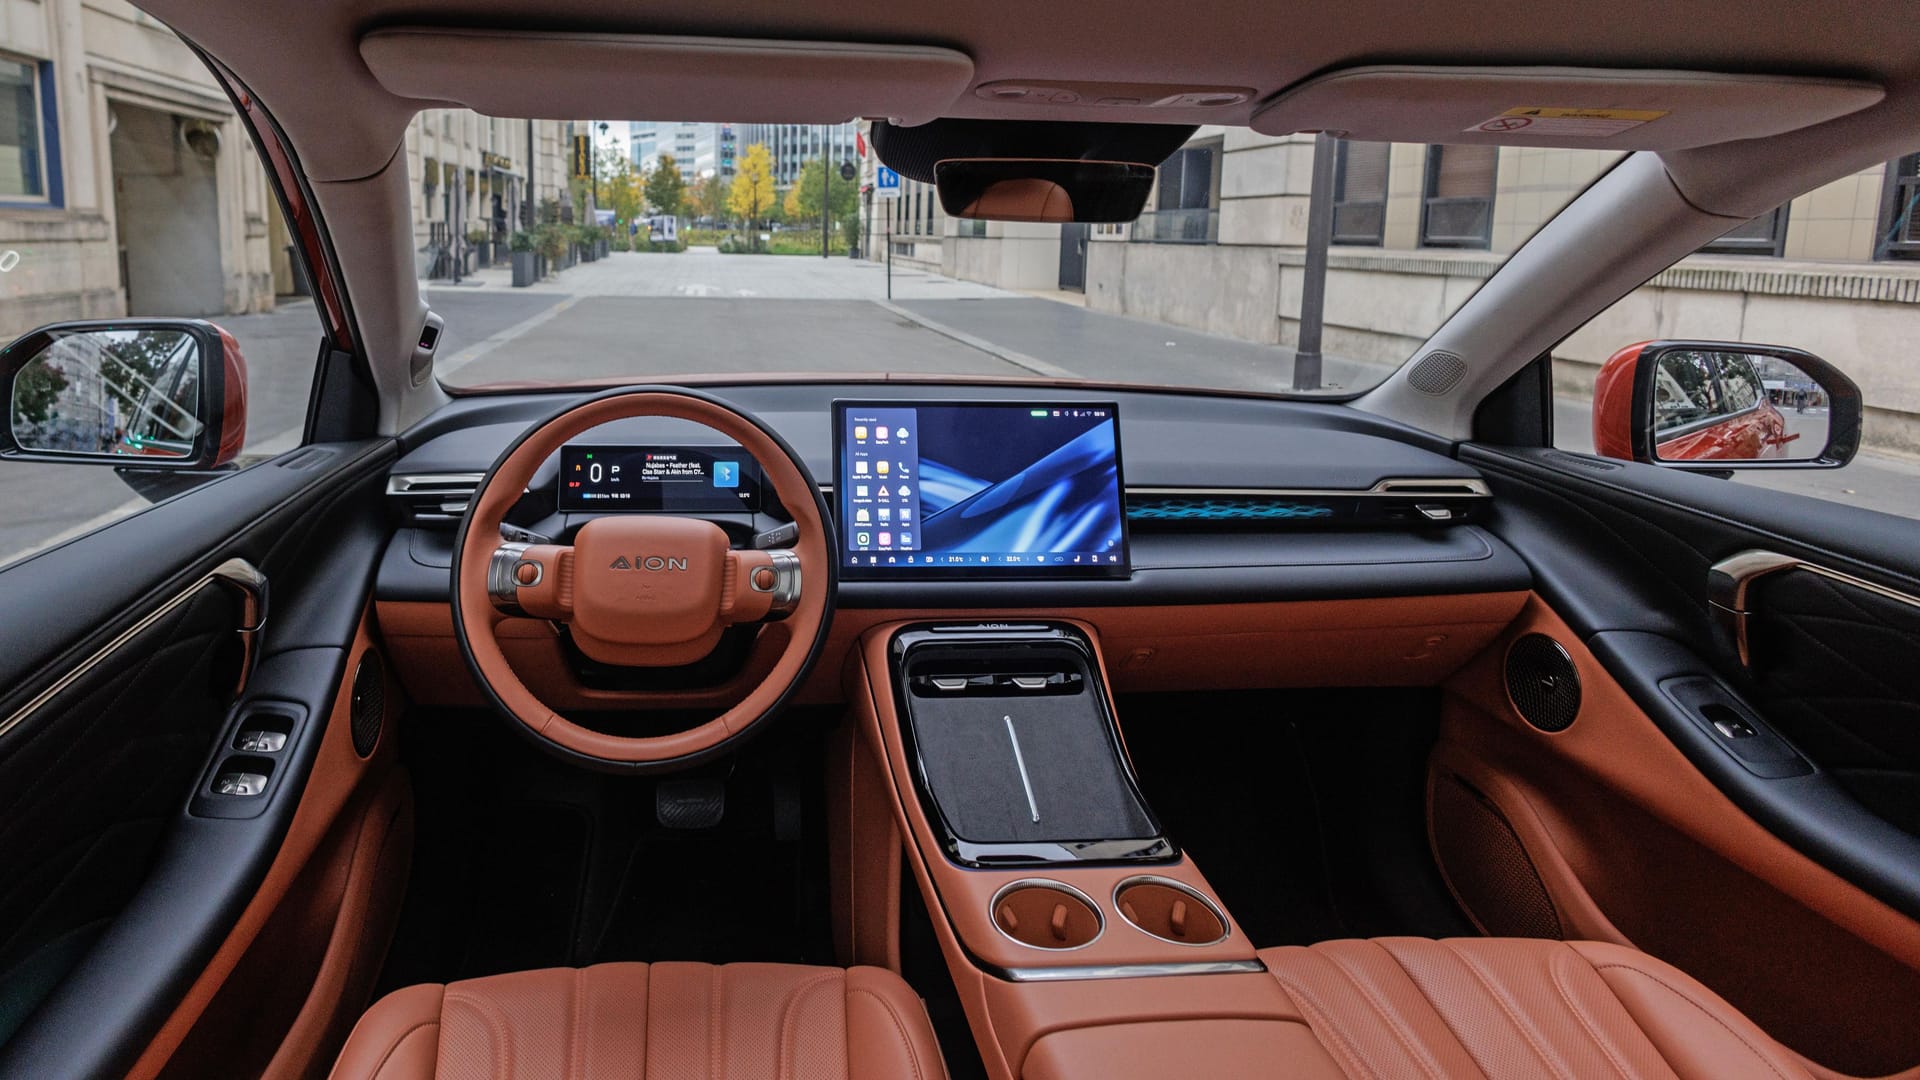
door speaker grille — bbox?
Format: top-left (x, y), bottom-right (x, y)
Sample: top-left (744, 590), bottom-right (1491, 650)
top-left (1505, 634), bottom-right (1580, 732)
top-left (350, 652), bottom-right (385, 757)
top-left (1430, 772), bottom-right (1563, 939)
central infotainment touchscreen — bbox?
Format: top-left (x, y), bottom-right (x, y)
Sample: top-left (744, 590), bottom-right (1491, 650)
top-left (833, 401), bottom-right (1130, 579)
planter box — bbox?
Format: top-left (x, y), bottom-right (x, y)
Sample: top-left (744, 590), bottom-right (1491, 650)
top-left (515, 251), bottom-right (538, 286)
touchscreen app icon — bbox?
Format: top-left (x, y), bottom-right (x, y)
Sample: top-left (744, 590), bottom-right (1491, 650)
top-left (855, 509), bottom-right (870, 523)
top-left (854, 461), bottom-right (868, 475)
top-left (712, 461), bottom-right (739, 488)
top-left (877, 461), bottom-right (890, 475)
top-left (853, 426), bottom-right (868, 440)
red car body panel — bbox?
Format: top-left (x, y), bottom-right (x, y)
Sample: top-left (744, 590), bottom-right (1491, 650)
top-left (1591, 340), bottom-right (1795, 462)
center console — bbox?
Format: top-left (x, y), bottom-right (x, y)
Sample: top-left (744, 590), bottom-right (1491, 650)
top-left (848, 620), bottom-right (1328, 1080)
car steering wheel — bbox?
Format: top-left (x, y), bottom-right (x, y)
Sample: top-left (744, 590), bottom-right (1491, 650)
top-left (450, 386), bottom-right (836, 771)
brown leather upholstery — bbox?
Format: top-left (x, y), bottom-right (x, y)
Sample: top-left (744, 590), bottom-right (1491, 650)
top-left (329, 962), bottom-right (947, 1080)
top-left (1261, 938), bottom-right (1869, 1080)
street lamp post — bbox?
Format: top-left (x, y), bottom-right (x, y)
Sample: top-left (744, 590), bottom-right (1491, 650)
top-left (821, 125), bottom-right (830, 259)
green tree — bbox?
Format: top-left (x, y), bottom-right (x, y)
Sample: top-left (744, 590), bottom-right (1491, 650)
top-left (11, 357), bottom-right (69, 428)
top-left (781, 157), bottom-right (858, 229)
top-left (728, 143), bottom-right (777, 250)
top-left (645, 154), bottom-right (687, 219)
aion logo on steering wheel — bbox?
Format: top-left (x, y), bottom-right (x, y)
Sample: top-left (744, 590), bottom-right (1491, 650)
top-left (608, 555), bottom-right (689, 571)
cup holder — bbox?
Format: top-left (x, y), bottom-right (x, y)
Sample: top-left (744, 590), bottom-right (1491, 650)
top-left (1114, 877), bottom-right (1229, 946)
top-left (991, 879), bottom-right (1103, 950)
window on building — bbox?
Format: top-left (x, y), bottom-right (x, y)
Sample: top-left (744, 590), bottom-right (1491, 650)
top-left (1699, 205), bottom-right (1789, 256)
top-left (1135, 141), bottom-right (1218, 243)
top-left (1876, 152), bottom-right (1920, 260)
top-left (1421, 144), bottom-right (1497, 248)
top-left (1331, 140), bottom-right (1389, 246)
top-left (1, 56), bottom-right (49, 201)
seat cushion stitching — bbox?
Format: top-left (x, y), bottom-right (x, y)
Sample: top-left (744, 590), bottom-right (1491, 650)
top-left (1423, 941), bottom-right (1572, 1080)
top-left (1546, 946), bottom-right (1639, 1080)
top-left (1372, 944), bottom-right (1495, 1080)
top-left (1591, 963), bottom-right (1795, 1080)
top-left (1267, 968), bottom-right (1382, 1080)
top-left (445, 993), bottom-right (513, 1077)
top-left (709, 965), bottom-right (724, 1080)
top-left (568, 968), bottom-right (584, 1080)
top-left (777, 972), bottom-right (842, 1080)
top-left (849, 986), bottom-right (926, 1080)
top-left (363, 1018), bottom-right (439, 1080)
top-left (1320, 944), bottom-right (1449, 1080)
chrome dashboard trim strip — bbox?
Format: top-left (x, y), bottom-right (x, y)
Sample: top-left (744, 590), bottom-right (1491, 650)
top-left (1127, 478), bottom-right (1490, 498)
top-left (0, 558), bottom-right (268, 744)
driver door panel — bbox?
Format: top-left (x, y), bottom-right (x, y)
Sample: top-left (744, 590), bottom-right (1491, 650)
top-left (0, 438), bottom-right (403, 1080)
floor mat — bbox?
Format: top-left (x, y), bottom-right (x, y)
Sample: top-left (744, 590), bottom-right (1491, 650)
top-left (1119, 688), bottom-right (1474, 947)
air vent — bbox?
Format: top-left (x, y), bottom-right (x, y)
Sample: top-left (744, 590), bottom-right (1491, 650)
top-left (350, 652), bottom-right (385, 757)
top-left (1504, 634), bottom-right (1581, 732)
top-left (1128, 495), bottom-right (1336, 522)
top-left (1406, 350), bottom-right (1467, 395)
top-left (387, 472), bottom-right (483, 523)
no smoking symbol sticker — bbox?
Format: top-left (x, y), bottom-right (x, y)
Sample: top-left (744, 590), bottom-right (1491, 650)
top-left (1479, 116), bottom-right (1533, 132)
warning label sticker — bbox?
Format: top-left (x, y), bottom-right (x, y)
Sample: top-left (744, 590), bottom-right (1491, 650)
top-left (1465, 107), bottom-right (1669, 138)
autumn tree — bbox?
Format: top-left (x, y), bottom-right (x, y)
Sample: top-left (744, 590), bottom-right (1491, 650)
top-left (597, 148), bottom-right (644, 234)
top-left (727, 143), bottom-right (776, 251)
top-left (643, 153), bottom-right (688, 220)
top-left (688, 172), bottom-right (728, 224)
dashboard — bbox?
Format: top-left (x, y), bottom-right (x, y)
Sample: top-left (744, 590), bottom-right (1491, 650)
top-left (380, 382), bottom-right (1524, 610)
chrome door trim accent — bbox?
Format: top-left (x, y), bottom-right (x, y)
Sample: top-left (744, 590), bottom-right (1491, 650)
top-left (0, 558), bottom-right (268, 743)
top-left (998, 959), bottom-right (1267, 983)
top-left (1709, 549), bottom-right (1920, 667)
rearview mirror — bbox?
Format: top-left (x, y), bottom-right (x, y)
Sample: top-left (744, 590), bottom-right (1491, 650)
top-left (1, 319), bottom-right (248, 468)
top-left (934, 160), bottom-right (1156, 223)
top-left (1591, 340), bottom-right (1860, 469)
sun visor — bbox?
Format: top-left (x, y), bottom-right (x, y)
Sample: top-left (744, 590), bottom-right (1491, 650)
top-left (359, 29), bottom-right (973, 126)
top-left (1250, 66), bottom-right (1883, 150)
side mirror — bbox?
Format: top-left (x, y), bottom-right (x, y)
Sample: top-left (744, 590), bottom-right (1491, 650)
top-left (0, 319), bottom-right (248, 469)
top-left (1591, 340), bottom-right (1860, 470)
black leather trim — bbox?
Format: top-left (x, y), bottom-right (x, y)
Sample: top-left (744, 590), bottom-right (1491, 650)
top-left (1588, 631), bottom-right (1920, 922)
top-left (0, 440), bottom-right (395, 1080)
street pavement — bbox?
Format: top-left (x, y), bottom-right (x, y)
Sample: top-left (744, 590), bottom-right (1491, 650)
top-left (2, 249), bottom-right (1913, 565)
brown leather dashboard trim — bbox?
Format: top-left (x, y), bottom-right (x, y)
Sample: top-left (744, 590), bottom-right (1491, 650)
top-left (380, 591), bottom-right (1528, 709)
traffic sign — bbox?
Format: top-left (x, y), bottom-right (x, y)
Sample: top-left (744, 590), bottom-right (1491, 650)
top-left (876, 166), bottom-right (901, 200)
top-left (840, 160), bottom-right (857, 182)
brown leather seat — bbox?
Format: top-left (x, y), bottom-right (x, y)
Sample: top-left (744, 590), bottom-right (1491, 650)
top-left (328, 961), bottom-right (948, 1080)
top-left (1260, 937), bottom-right (1879, 1080)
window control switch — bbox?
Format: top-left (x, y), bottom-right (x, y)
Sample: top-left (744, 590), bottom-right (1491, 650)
top-left (214, 772), bottom-right (269, 797)
top-left (234, 730), bottom-right (287, 753)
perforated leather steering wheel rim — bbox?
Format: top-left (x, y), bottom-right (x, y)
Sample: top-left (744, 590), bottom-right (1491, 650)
top-left (449, 385), bottom-right (838, 773)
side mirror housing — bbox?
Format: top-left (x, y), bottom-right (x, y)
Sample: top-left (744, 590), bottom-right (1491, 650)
top-left (1591, 340), bottom-right (1860, 470)
top-left (0, 319), bottom-right (248, 469)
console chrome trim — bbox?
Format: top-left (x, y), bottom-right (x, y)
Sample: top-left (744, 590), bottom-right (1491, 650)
top-left (1112, 875), bottom-right (1233, 948)
top-left (988, 878), bottom-right (1105, 954)
top-left (0, 558), bottom-right (268, 743)
top-left (1126, 477), bottom-right (1489, 498)
top-left (998, 959), bottom-right (1268, 983)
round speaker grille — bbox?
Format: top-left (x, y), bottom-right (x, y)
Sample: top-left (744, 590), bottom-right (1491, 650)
top-left (350, 652), bottom-right (385, 757)
top-left (1504, 634), bottom-right (1580, 732)
top-left (1406, 350), bottom-right (1467, 395)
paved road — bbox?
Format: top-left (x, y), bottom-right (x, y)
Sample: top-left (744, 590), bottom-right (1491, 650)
top-left (2, 250), bottom-right (1912, 565)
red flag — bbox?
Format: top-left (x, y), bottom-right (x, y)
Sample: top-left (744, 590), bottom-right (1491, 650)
top-left (856, 130), bottom-right (867, 157)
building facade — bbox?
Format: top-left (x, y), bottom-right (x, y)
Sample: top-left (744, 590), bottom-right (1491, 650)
top-left (934, 127), bottom-right (1920, 456)
top-left (630, 122), bottom-right (736, 183)
top-left (743, 122), bottom-right (858, 187)
top-left (400, 109), bottom-right (570, 275)
top-left (1, 0), bottom-right (283, 339)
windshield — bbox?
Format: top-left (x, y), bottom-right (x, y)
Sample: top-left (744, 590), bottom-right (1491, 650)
top-left (421, 118), bottom-right (1595, 395)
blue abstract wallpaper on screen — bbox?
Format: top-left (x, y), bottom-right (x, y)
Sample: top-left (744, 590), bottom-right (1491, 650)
top-left (913, 412), bottom-right (1124, 557)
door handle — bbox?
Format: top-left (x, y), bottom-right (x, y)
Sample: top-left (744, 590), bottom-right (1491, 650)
top-left (210, 558), bottom-right (269, 697)
top-left (1709, 549), bottom-right (1920, 669)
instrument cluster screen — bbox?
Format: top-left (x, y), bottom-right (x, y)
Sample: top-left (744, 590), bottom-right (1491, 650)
top-left (556, 445), bottom-right (761, 513)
